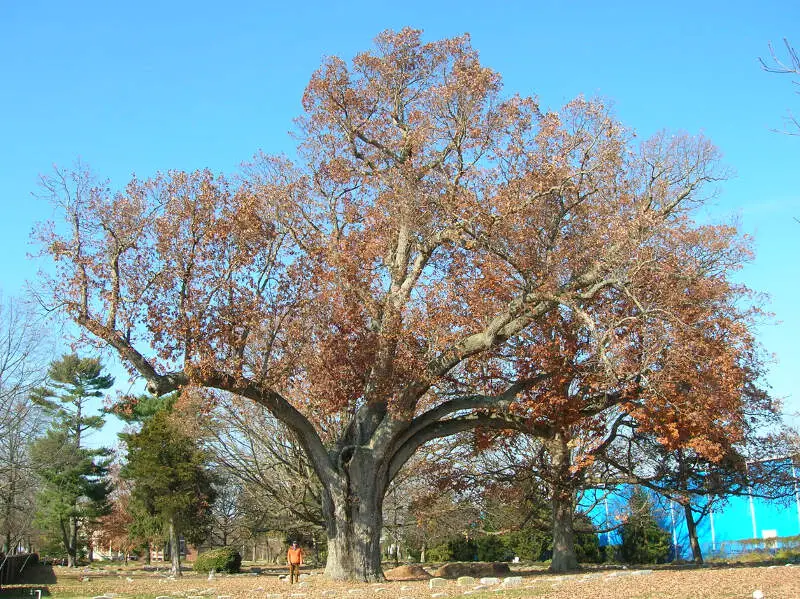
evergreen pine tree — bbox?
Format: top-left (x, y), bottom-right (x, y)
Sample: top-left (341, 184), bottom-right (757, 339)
top-left (121, 401), bottom-right (216, 577)
top-left (619, 487), bottom-right (671, 564)
top-left (30, 354), bottom-right (113, 566)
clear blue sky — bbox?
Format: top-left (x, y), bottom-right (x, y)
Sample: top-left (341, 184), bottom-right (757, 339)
top-left (2, 0), bottom-right (798, 443)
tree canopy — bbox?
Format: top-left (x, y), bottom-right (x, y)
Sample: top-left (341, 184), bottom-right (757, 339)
top-left (33, 28), bottom-right (766, 580)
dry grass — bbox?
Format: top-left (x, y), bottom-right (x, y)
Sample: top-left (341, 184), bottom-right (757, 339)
top-left (4, 561), bottom-right (800, 599)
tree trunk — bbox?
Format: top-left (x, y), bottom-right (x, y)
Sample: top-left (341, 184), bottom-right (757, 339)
top-left (67, 516), bottom-right (79, 567)
top-left (322, 450), bottom-right (386, 582)
top-left (549, 434), bottom-right (578, 573)
top-left (168, 518), bottom-right (182, 577)
top-left (683, 503), bottom-right (703, 564)
top-left (551, 490), bottom-right (578, 572)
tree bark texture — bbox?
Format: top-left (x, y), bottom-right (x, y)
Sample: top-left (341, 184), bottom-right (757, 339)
top-left (549, 434), bottom-right (578, 573)
top-left (321, 449), bottom-right (386, 582)
top-left (67, 516), bottom-right (78, 567)
top-left (168, 518), bottom-right (182, 577)
top-left (683, 503), bottom-right (704, 564)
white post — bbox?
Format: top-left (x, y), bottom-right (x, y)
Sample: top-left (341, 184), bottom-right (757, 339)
top-left (747, 461), bottom-right (758, 539)
top-left (709, 508), bottom-right (716, 552)
top-left (604, 495), bottom-right (611, 545)
top-left (670, 501), bottom-right (678, 558)
top-left (792, 462), bottom-right (800, 534)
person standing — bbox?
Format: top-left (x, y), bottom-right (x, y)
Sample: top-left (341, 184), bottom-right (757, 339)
top-left (287, 541), bottom-right (304, 584)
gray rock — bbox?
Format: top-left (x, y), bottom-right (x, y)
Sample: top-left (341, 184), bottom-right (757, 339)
top-left (429, 577), bottom-right (447, 589)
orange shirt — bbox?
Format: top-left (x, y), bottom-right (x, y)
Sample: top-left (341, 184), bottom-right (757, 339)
top-left (287, 546), bottom-right (303, 565)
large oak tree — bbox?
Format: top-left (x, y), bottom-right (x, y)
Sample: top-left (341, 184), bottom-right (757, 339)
top-left (35, 29), bottom-right (740, 580)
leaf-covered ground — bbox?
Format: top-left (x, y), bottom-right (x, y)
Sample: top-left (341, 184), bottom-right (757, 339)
top-left (6, 562), bottom-right (800, 599)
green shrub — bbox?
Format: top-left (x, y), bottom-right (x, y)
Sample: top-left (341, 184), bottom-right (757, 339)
top-left (475, 535), bottom-right (511, 561)
top-left (575, 530), bottom-right (602, 563)
top-left (425, 542), bottom-right (453, 562)
top-left (447, 537), bottom-right (477, 561)
top-left (193, 547), bottom-right (242, 573)
top-left (619, 489), bottom-right (671, 564)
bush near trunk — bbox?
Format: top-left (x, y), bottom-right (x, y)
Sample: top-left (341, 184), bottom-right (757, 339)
top-left (426, 526), bottom-right (603, 564)
top-left (193, 547), bottom-right (242, 573)
top-left (619, 489), bottom-right (671, 564)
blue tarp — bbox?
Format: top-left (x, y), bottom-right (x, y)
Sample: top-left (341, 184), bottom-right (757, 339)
top-left (579, 476), bottom-right (800, 559)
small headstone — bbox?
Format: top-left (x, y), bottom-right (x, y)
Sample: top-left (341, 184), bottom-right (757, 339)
top-left (217, 596), bottom-right (233, 599)
top-left (400, 586), bottom-right (413, 591)
top-left (630, 570), bottom-right (652, 576)
top-left (512, 556), bottom-right (520, 564)
top-left (429, 577), bottom-right (447, 589)
top-left (155, 596), bottom-right (173, 599)
top-left (299, 574), bottom-right (310, 580)
top-left (297, 582), bottom-right (308, 589)
top-left (753, 591), bottom-right (764, 599)
top-left (479, 577), bottom-right (500, 585)
top-left (472, 585), bottom-right (488, 591)
top-left (321, 591), bottom-right (337, 596)
top-left (373, 589), bottom-right (387, 593)
top-left (208, 569), bottom-right (216, 580)
top-left (199, 588), bottom-right (216, 596)
top-left (431, 594), bottom-right (447, 598)
top-left (501, 576), bottom-right (522, 588)
top-left (457, 576), bottom-right (476, 586)
top-left (347, 590), bottom-right (364, 595)
top-left (81, 577), bottom-right (91, 582)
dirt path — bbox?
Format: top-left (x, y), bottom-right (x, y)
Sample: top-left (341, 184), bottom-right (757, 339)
top-left (7, 563), bottom-right (800, 599)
